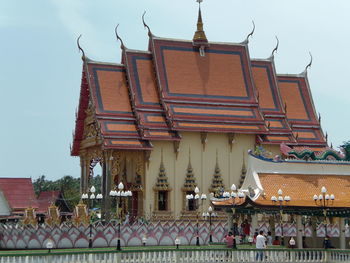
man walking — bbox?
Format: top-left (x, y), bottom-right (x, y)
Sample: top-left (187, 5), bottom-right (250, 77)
top-left (255, 230), bottom-right (266, 261)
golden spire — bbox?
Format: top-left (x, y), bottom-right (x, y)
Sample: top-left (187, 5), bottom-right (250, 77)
top-left (193, 0), bottom-right (208, 45)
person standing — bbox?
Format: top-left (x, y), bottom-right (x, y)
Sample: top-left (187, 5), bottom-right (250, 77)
top-left (255, 230), bottom-right (267, 261)
top-left (225, 232), bottom-right (234, 248)
top-left (267, 231), bottom-right (273, 246)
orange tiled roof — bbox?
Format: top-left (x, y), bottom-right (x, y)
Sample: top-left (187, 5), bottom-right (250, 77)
top-left (72, 24), bottom-right (331, 154)
top-left (86, 62), bottom-right (152, 150)
top-left (251, 60), bottom-right (294, 144)
top-left (255, 173), bottom-right (350, 208)
top-left (211, 197), bottom-right (246, 207)
top-left (124, 50), bottom-right (179, 141)
top-left (277, 75), bottom-right (326, 146)
top-left (150, 38), bottom-right (267, 133)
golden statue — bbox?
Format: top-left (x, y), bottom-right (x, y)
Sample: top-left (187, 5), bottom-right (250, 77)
top-left (22, 207), bottom-right (38, 226)
top-left (72, 200), bottom-right (90, 226)
top-left (45, 203), bottom-right (61, 226)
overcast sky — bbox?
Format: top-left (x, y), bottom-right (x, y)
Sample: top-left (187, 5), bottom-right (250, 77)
top-left (1, 0), bottom-right (349, 180)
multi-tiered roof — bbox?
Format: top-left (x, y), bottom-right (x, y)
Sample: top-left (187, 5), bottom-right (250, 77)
top-left (71, 5), bottom-right (326, 156)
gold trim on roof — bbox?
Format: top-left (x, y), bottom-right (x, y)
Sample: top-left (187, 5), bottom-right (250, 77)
top-left (193, 1), bottom-right (208, 46)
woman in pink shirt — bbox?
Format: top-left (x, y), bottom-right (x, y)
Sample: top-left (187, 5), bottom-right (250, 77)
top-left (224, 232), bottom-right (235, 248)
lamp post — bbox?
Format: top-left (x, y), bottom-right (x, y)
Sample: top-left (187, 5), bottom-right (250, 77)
top-left (222, 184), bottom-right (245, 237)
top-left (202, 206), bottom-right (217, 243)
top-left (313, 186), bottom-right (335, 245)
top-left (109, 182), bottom-right (132, 251)
top-left (186, 186), bottom-right (207, 246)
top-left (222, 184), bottom-right (245, 200)
top-left (82, 185), bottom-right (103, 248)
top-left (271, 189), bottom-right (291, 246)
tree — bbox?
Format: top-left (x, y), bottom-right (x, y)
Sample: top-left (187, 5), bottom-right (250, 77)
top-left (33, 174), bottom-right (103, 210)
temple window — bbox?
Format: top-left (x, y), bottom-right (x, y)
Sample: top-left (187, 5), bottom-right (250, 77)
top-left (187, 191), bottom-right (196, 211)
top-left (153, 149), bottom-right (172, 212)
top-left (158, 191), bottom-right (168, 211)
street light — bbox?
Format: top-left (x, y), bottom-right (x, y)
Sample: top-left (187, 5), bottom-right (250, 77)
top-left (313, 186), bottom-right (335, 245)
top-left (222, 184), bottom-right (245, 200)
top-left (202, 206), bottom-right (217, 243)
top-left (109, 182), bottom-right (133, 251)
top-left (271, 189), bottom-right (291, 246)
top-left (221, 184), bottom-right (245, 237)
top-left (82, 185), bottom-right (103, 248)
top-left (186, 186), bottom-right (207, 246)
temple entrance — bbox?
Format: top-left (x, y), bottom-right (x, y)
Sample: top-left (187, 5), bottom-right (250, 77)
top-left (110, 152), bottom-right (144, 222)
top-left (89, 158), bottom-right (102, 188)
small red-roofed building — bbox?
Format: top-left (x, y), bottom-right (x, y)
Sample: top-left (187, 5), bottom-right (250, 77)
top-left (0, 178), bottom-right (38, 219)
top-left (36, 191), bottom-right (72, 222)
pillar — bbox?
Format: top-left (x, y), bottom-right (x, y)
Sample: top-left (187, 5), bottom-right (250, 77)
top-left (227, 212), bottom-right (234, 232)
top-left (102, 151), bottom-right (113, 221)
top-left (296, 215), bottom-right (303, 249)
top-left (340, 217), bottom-right (346, 249)
top-left (80, 156), bottom-right (88, 194)
top-left (101, 161), bottom-right (107, 220)
top-left (251, 214), bottom-right (258, 234)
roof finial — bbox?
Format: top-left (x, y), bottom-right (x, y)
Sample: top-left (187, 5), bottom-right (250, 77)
top-left (115, 24), bottom-right (126, 50)
top-left (193, 0), bottom-right (208, 46)
top-left (142, 11), bottom-right (153, 37)
top-left (270, 36), bottom-right (279, 58)
top-left (302, 52), bottom-right (312, 74)
top-left (242, 21), bottom-right (255, 44)
top-left (77, 35), bottom-right (86, 61)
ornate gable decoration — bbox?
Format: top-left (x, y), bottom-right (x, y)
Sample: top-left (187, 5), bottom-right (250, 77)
top-left (209, 150), bottom-right (225, 194)
top-left (153, 149), bottom-right (171, 191)
top-left (81, 102), bottom-right (102, 149)
top-left (182, 148), bottom-right (197, 192)
top-left (239, 151), bottom-right (247, 187)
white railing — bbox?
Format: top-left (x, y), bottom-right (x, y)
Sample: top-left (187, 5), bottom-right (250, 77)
top-left (1, 249), bottom-right (350, 263)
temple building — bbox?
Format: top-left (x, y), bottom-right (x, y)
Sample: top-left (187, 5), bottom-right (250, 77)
top-left (71, 2), bottom-right (350, 236)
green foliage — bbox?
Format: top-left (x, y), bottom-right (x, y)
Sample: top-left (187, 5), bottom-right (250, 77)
top-left (33, 175), bottom-right (102, 210)
top-left (341, 141), bottom-right (350, 161)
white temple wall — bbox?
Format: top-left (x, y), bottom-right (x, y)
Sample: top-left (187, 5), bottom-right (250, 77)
top-left (145, 132), bottom-right (255, 219)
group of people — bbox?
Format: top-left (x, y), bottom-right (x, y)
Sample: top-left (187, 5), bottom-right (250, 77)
top-left (225, 230), bottom-right (296, 261)
top-left (224, 230), bottom-right (283, 248)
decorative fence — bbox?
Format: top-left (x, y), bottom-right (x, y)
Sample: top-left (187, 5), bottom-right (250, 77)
top-left (1, 221), bottom-right (344, 249)
top-left (0, 221), bottom-right (228, 249)
top-left (1, 249), bottom-right (350, 263)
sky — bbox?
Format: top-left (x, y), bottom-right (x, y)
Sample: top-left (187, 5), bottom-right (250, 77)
top-left (1, 0), bottom-right (350, 180)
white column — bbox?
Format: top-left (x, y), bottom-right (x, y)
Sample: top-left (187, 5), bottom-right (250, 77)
top-left (296, 215), bottom-right (303, 249)
top-left (227, 212), bottom-right (233, 232)
top-left (251, 214), bottom-right (258, 234)
top-left (340, 217), bottom-right (346, 249)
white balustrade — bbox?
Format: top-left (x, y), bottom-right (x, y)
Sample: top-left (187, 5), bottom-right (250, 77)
top-left (1, 249), bottom-right (350, 263)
